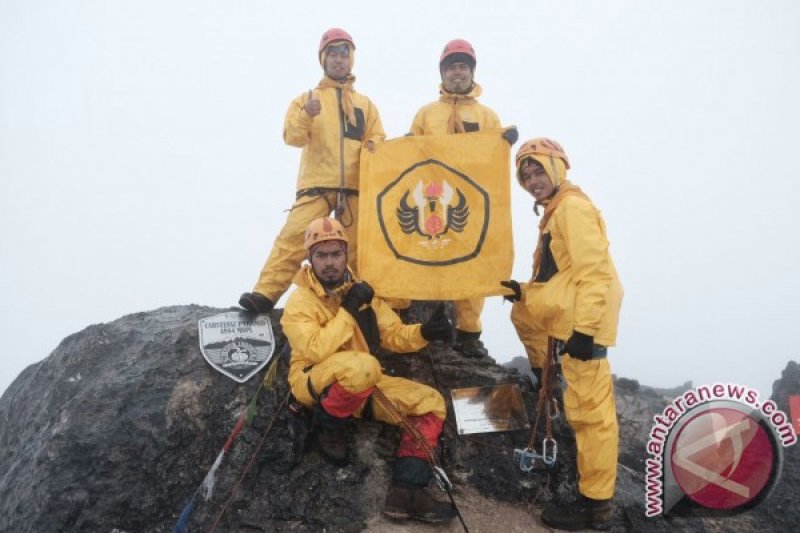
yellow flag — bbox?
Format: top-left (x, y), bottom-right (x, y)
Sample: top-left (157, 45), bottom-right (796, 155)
top-left (358, 130), bottom-right (513, 300)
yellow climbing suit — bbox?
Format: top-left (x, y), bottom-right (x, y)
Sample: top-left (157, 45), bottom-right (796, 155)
top-left (281, 265), bottom-right (446, 423)
top-left (409, 83), bottom-right (502, 333)
top-left (252, 80), bottom-right (385, 302)
top-left (510, 156), bottom-right (622, 500)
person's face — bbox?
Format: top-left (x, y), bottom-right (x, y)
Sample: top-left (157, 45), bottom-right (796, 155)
top-left (324, 44), bottom-right (351, 80)
top-left (519, 159), bottom-right (554, 202)
top-left (442, 62), bottom-right (473, 93)
top-left (310, 240), bottom-right (348, 288)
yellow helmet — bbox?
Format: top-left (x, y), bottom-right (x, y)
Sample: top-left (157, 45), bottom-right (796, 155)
top-left (515, 137), bottom-right (570, 187)
top-left (304, 217), bottom-right (348, 251)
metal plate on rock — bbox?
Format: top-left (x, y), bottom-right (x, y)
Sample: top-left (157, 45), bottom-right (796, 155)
top-left (198, 311), bottom-right (275, 383)
top-left (450, 383), bottom-right (530, 435)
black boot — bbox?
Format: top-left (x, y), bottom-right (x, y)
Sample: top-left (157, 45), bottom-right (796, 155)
top-left (541, 494), bottom-right (613, 531)
top-left (312, 404), bottom-right (350, 466)
top-left (238, 292), bottom-right (274, 313)
top-left (383, 457), bottom-right (456, 524)
top-left (454, 330), bottom-right (489, 358)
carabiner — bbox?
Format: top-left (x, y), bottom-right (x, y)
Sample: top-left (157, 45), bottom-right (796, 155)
top-left (542, 437), bottom-right (558, 466)
top-left (547, 397), bottom-right (560, 420)
top-left (514, 447), bottom-right (541, 473)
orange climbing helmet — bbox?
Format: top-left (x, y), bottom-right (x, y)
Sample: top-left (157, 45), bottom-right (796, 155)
top-left (515, 137), bottom-right (571, 188)
top-left (304, 217), bottom-right (348, 251)
top-left (515, 137), bottom-right (570, 170)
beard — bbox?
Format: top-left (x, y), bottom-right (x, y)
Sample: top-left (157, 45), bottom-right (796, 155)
top-left (314, 266), bottom-right (346, 289)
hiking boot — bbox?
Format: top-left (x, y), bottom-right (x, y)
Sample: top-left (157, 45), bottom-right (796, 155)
top-left (312, 404), bottom-right (349, 466)
top-left (238, 292), bottom-right (274, 313)
top-left (454, 330), bottom-right (489, 358)
top-left (541, 494), bottom-right (613, 531)
top-left (383, 484), bottom-right (457, 524)
top-left (316, 426), bottom-right (349, 466)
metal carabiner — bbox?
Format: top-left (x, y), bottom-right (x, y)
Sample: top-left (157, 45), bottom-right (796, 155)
top-left (547, 397), bottom-right (560, 420)
top-left (542, 437), bottom-right (558, 467)
top-left (514, 447), bottom-right (541, 473)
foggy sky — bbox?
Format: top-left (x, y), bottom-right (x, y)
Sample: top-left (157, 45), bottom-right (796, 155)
top-left (2, 0), bottom-right (799, 399)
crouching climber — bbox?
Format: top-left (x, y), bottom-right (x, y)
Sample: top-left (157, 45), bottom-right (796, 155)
top-left (502, 138), bottom-right (623, 531)
top-left (281, 216), bottom-right (456, 524)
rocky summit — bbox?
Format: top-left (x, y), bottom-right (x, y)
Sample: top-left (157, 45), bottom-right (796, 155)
top-left (0, 305), bottom-right (798, 532)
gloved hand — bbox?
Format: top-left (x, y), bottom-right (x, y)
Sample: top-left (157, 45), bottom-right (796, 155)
top-left (562, 331), bottom-right (594, 361)
top-left (502, 126), bottom-right (519, 146)
top-left (420, 303), bottom-right (453, 343)
top-left (500, 280), bottom-right (522, 303)
top-left (341, 281), bottom-right (374, 317)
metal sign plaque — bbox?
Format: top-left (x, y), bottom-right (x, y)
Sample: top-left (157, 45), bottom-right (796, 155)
top-left (198, 311), bottom-right (275, 383)
top-left (450, 384), bottom-right (530, 435)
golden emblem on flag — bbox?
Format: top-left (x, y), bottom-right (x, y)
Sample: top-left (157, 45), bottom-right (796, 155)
top-left (397, 178), bottom-right (469, 241)
top-left (380, 159), bottom-right (488, 265)
top-left (359, 131), bottom-right (512, 300)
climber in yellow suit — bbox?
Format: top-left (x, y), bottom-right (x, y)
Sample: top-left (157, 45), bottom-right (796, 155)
top-left (282, 216), bottom-right (456, 524)
top-left (408, 38), bottom-right (518, 358)
top-left (501, 138), bottom-right (622, 531)
top-left (239, 28), bottom-right (385, 314)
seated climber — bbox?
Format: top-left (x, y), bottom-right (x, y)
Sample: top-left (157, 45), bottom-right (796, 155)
top-left (281, 216), bottom-right (456, 524)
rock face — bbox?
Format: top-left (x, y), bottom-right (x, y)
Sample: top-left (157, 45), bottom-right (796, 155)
top-left (0, 305), bottom-right (797, 532)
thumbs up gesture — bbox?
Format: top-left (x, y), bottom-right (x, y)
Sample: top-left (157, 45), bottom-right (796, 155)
top-left (304, 89), bottom-right (321, 117)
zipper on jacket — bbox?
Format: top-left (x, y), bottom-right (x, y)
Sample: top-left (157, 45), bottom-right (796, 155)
top-left (336, 88), bottom-right (346, 195)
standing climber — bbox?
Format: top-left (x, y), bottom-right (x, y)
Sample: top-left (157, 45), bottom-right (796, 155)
top-left (281, 217), bottom-right (456, 524)
top-left (502, 138), bottom-right (622, 530)
top-left (408, 38), bottom-right (518, 358)
top-left (239, 28), bottom-right (385, 313)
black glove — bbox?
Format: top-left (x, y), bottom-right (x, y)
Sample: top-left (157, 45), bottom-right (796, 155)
top-left (562, 331), bottom-right (594, 361)
top-left (500, 280), bottom-right (521, 303)
top-left (420, 303), bottom-right (452, 343)
top-left (341, 282), bottom-right (374, 317)
top-left (502, 126), bottom-right (519, 146)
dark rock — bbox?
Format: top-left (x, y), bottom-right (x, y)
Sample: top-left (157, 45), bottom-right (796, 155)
top-left (1, 305), bottom-right (798, 532)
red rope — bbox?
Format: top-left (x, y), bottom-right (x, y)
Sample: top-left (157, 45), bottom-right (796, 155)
top-left (206, 391), bottom-right (291, 533)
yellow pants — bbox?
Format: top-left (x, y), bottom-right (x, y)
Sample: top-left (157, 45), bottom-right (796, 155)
top-left (510, 303), bottom-right (619, 500)
top-left (510, 301), bottom-right (547, 368)
top-left (254, 192), bottom-right (358, 302)
top-left (454, 297), bottom-right (484, 333)
top-left (289, 351), bottom-right (446, 422)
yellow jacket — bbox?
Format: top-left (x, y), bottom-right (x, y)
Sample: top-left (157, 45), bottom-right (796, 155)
top-left (282, 266), bottom-right (427, 382)
top-left (284, 85), bottom-right (385, 191)
top-left (410, 84), bottom-right (501, 135)
top-left (521, 193), bottom-right (623, 346)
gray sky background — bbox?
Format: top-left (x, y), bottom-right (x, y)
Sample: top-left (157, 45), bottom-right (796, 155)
top-left (2, 1), bottom-right (799, 399)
